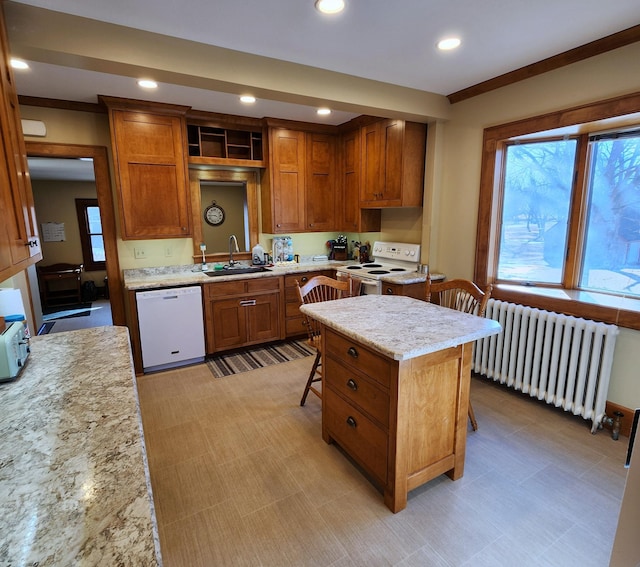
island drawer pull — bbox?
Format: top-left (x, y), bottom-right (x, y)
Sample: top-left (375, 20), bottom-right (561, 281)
top-left (346, 416), bottom-right (357, 428)
top-left (346, 378), bottom-right (358, 391)
top-left (347, 346), bottom-right (359, 359)
top-left (239, 299), bottom-right (256, 307)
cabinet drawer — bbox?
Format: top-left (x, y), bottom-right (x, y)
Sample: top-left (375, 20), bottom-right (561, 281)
top-left (286, 316), bottom-right (307, 336)
top-left (247, 277), bottom-right (281, 292)
top-left (284, 270), bottom-right (332, 289)
top-left (324, 329), bottom-right (392, 388)
top-left (324, 388), bottom-right (387, 483)
top-left (206, 276), bottom-right (280, 298)
top-left (206, 280), bottom-right (241, 298)
top-left (325, 357), bottom-right (389, 427)
top-left (286, 301), bottom-right (303, 318)
top-left (285, 287), bottom-right (301, 305)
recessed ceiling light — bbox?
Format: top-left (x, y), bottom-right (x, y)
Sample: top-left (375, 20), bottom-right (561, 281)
top-left (315, 0), bottom-right (345, 15)
top-left (317, 108), bottom-right (332, 116)
top-left (10, 58), bottom-right (29, 70)
top-left (137, 79), bottom-right (158, 89)
top-left (240, 95), bottom-right (256, 104)
top-left (437, 37), bottom-right (461, 51)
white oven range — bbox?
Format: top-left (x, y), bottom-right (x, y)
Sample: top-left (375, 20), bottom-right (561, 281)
top-left (336, 241), bottom-right (421, 295)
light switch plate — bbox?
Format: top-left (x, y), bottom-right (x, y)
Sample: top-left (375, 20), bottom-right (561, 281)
top-left (134, 247), bottom-right (147, 259)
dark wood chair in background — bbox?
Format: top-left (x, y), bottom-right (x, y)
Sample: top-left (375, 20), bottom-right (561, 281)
top-left (426, 277), bottom-right (492, 431)
top-left (296, 275), bottom-right (353, 406)
top-left (37, 263), bottom-right (84, 308)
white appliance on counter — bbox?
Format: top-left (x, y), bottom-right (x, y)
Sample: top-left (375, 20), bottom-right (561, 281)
top-left (0, 321), bottom-right (30, 382)
top-left (136, 286), bottom-right (205, 373)
top-left (335, 241), bottom-right (422, 295)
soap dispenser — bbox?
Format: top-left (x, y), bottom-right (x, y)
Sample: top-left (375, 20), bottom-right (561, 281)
top-left (252, 243), bottom-right (265, 265)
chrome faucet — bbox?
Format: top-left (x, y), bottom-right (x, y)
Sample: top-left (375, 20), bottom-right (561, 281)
top-left (228, 234), bottom-right (240, 266)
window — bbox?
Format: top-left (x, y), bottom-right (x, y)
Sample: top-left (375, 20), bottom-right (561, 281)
top-left (75, 198), bottom-right (105, 271)
top-left (476, 91), bottom-right (640, 329)
top-left (581, 131), bottom-right (640, 295)
top-left (497, 138), bottom-right (577, 284)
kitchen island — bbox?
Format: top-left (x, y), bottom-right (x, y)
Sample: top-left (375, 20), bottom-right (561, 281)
top-left (300, 295), bottom-right (502, 512)
top-left (0, 326), bottom-right (160, 565)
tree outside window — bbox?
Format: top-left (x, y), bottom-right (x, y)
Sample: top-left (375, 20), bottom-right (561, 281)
top-left (498, 139), bottom-right (576, 284)
top-left (581, 133), bottom-right (640, 295)
top-left (75, 198), bottom-right (105, 271)
top-left (494, 132), bottom-right (640, 298)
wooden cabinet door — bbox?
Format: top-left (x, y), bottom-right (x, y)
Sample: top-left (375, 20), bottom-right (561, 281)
top-left (268, 128), bottom-right (306, 233)
top-left (109, 108), bottom-right (191, 239)
top-left (305, 132), bottom-right (336, 231)
top-left (246, 292), bottom-right (281, 343)
top-left (381, 119), bottom-right (404, 204)
top-left (209, 297), bottom-right (247, 351)
top-left (360, 121), bottom-right (383, 203)
top-left (341, 128), bottom-right (360, 231)
top-left (0, 5), bottom-right (41, 278)
top-left (359, 119), bottom-right (426, 209)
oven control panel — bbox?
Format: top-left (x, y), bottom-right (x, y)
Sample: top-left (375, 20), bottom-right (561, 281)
top-left (372, 241), bottom-right (421, 262)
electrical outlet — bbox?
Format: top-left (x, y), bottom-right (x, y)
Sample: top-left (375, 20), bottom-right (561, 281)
top-left (164, 245), bottom-right (173, 257)
top-left (134, 247), bottom-right (147, 259)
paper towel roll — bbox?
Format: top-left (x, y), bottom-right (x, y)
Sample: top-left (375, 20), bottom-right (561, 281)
top-left (0, 289), bottom-right (26, 317)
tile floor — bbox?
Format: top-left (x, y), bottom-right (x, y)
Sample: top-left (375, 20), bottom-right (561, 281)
top-left (137, 357), bottom-right (628, 567)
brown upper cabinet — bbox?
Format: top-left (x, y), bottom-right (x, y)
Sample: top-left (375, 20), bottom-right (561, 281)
top-left (339, 127), bottom-right (381, 232)
top-left (360, 119), bottom-right (427, 208)
top-left (0, 4), bottom-right (41, 281)
top-left (262, 126), bottom-right (339, 234)
top-left (305, 132), bottom-right (337, 232)
top-left (101, 96), bottom-right (192, 239)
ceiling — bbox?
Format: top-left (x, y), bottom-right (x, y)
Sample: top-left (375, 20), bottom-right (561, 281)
top-left (5, 0), bottom-right (640, 129)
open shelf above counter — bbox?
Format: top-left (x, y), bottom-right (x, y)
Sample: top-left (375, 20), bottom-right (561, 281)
top-left (187, 124), bottom-right (265, 167)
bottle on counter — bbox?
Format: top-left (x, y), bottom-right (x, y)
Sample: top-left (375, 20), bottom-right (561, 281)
top-left (252, 243), bottom-right (265, 265)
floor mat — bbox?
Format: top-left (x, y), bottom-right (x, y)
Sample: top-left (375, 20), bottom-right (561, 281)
top-left (207, 339), bottom-right (314, 378)
top-left (37, 322), bottom-right (55, 335)
top-left (42, 303), bottom-right (92, 321)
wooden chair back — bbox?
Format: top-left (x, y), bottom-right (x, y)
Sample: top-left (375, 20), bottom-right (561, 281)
top-left (426, 277), bottom-right (492, 317)
top-left (296, 275), bottom-right (352, 343)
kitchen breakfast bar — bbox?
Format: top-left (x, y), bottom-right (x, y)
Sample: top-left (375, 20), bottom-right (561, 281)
top-left (300, 295), bottom-right (502, 513)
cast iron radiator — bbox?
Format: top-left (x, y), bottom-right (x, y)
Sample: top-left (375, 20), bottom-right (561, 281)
top-left (473, 299), bottom-right (619, 432)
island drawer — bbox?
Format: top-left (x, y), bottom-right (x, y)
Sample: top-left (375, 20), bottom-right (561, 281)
top-left (324, 387), bottom-right (388, 483)
top-left (325, 356), bottom-right (389, 427)
top-left (324, 329), bottom-right (392, 388)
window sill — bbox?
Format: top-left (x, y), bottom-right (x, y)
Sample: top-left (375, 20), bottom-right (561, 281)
top-left (493, 284), bottom-right (640, 331)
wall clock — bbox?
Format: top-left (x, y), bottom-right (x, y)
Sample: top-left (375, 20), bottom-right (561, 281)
top-left (204, 202), bottom-right (225, 226)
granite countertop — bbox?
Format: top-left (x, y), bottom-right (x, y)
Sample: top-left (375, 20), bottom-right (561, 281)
top-left (123, 262), bottom-right (441, 290)
top-left (123, 261), bottom-right (344, 290)
top-left (300, 295), bottom-right (502, 361)
top-left (0, 326), bottom-right (161, 566)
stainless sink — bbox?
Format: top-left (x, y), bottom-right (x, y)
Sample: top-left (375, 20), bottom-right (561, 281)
top-left (204, 266), bottom-right (271, 277)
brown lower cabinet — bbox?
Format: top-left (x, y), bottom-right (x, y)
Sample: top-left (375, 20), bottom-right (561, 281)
top-left (204, 277), bottom-right (284, 353)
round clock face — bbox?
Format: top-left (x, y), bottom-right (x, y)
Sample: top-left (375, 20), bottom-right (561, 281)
top-left (204, 203), bottom-right (225, 226)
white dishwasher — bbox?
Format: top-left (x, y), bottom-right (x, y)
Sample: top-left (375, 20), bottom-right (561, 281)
top-left (136, 286), bottom-right (205, 373)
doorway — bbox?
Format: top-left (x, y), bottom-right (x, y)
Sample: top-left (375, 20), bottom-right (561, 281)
top-left (25, 142), bottom-right (125, 331)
